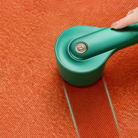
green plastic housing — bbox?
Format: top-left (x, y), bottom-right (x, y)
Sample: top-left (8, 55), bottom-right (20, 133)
top-left (55, 24), bottom-right (138, 86)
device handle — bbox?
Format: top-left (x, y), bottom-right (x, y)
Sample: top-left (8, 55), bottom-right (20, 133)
top-left (69, 23), bottom-right (138, 60)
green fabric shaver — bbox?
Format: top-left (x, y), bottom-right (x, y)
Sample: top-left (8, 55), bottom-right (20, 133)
top-left (55, 23), bottom-right (138, 86)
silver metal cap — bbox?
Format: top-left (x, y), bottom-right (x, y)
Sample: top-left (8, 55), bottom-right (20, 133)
top-left (75, 42), bottom-right (88, 53)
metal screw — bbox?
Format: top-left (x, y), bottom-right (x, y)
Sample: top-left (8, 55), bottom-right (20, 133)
top-left (75, 42), bottom-right (88, 53)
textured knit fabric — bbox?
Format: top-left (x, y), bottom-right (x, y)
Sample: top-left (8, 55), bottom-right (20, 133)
top-left (0, 0), bottom-right (138, 138)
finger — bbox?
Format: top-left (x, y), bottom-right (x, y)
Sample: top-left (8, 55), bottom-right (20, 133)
top-left (126, 9), bottom-right (135, 16)
top-left (111, 7), bottom-right (138, 29)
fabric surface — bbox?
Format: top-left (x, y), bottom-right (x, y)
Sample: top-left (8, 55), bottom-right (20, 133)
top-left (64, 79), bottom-right (119, 138)
top-left (0, 0), bottom-right (138, 138)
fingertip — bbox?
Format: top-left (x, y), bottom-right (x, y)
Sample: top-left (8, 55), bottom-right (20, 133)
top-left (111, 16), bottom-right (131, 29)
top-left (110, 21), bottom-right (119, 29)
top-left (111, 7), bottom-right (138, 29)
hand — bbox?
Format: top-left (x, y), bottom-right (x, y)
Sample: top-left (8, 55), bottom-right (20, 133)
top-left (110, 7), bottom-right (138, 29)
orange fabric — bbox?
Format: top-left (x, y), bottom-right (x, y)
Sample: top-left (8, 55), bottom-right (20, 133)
top-left (0, 0), bottom-right (138, 138)
top-left (64, 79), bottom-right (119, 138)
